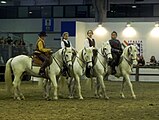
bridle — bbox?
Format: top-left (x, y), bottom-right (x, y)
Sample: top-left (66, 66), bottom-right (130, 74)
top-left (62, 48), bottom-right (73, 65)
top-left (81, 48), bottom-right (92, 64)
top-left (101, 47), bottom-right (112, 59)
top-left (124, 46), bottom-right (137, 66)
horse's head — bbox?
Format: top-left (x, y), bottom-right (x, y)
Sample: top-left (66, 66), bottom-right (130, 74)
top-left (102, 41), bottom-right (113, 62)
top-left (127, 45), bottom-right (138, 65)
top-left (62, 47), bottom-right (73, 67)
top-left (82, 47), bottom-right (94, 68)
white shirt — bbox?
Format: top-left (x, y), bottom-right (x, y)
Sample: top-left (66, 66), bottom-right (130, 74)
top-left (84, 37), bottom-right (94, 48)
top-left (61, 39), bottom-right (72, 49)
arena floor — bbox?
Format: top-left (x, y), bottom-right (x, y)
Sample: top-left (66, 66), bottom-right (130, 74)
top-left (0, 80), bottom-right (158, 120)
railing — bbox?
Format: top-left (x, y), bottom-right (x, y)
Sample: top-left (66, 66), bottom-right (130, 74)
top-left (133, 65), bottom-right (159, 82)
top-left (0, 44), bottom-right (32, 65)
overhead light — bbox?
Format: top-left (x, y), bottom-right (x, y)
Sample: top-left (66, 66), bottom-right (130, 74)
top-left (154, 21), bottom-right (159, 27)
top-left (126, 22), bottom-right (131, 27)
top-left (29, 11), bottom-right (32, 14)
top-left (150, 21), bottom-right (159, 37)
top-left (132, 5), bottom-right (137, 8)
top-left (1, 0), bottom-right (7, 4)
top-left (94, 24), bottom-right (107, 36)
top-left (123, 22), bottom-right (137, 37)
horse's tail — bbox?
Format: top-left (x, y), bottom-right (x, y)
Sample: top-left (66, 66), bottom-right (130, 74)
top-left (5, 58), bottom-right (13, 94)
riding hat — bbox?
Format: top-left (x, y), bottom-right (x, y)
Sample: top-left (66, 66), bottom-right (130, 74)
top-left (38, 31), bottom-right (47, 37)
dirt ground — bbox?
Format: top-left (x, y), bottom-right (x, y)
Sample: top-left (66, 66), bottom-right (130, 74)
top-left (0, 80), bottom-right (158, 120)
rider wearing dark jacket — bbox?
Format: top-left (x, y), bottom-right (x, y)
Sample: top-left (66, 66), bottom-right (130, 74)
top-left (109, 31), bottom-right (123, 74)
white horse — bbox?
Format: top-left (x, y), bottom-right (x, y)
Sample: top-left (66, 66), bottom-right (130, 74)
top-left (92, 41), bottom-right (113, 99)
top-left (5, 47), bottom-right (73, 100)
top-left (97, 45), bottom-right (138, 99)
top-left (69, 47), bottom-right (94, 99)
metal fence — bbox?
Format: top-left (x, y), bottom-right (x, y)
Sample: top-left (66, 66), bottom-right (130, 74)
top-left (0, 44), bottom-right (32, 65)
top-left (0, 44), bottom-right (60, 65)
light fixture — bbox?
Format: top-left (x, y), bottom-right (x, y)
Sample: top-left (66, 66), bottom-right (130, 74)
top-left (122, 22), bottom-right (137, 37)
top-left (94, 24), bottom-right (107, 36)
top-left (150, 21), bottom-right (159, 37)
top-left (29, 11), bottom-right (32, 14)
top-left (132, 5), bottom-right (137, 8)
top-left (154, 21), bottom-right (159, 27)
top-left (1, 0), bottom-right (7, 4)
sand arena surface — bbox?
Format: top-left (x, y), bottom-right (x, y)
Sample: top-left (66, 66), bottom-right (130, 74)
top-left (0, 81), bottom-right (158, 120)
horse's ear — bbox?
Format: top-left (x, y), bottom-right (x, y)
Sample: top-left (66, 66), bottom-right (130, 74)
top-left (128, 46), bottom-right (132, 54)
top-left (84, 47), bottom-right (87, 51)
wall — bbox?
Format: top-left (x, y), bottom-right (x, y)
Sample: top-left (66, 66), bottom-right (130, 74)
top-left (76, 21), bottom-right (159, 62)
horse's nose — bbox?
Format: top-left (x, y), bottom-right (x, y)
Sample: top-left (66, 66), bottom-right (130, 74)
top-left (68, 63), bottom-right (72, 67)
top-left (88, 64), bottom-right (92, 68)
top-left (108, 57), bottom-right (113, 62)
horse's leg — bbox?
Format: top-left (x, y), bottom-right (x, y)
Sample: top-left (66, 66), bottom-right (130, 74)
top-left (43, 79), bottom-right (47, 98)
top-left (13, 75), bottom-right (22, 100)
top-left (124, 75), bottom-right (136, 99)
top-left (68, 77), bottom-right (75, 99)
top-left (42, 79), bottom-right (51, 100)
top-left (45, 79), bottom-right (52, 100)
top-left (17, 78), bottom-right (25, 100)
top-left (50, 75), bottom-right (58, 100)
top-left (97, 75), bottom-right (109, 99)
top-left (94, 78), bottom-right (100, 98)
top-left (120, 77), bottom-right (126, 99)
top-left (74, 75), bottom-right (83, 100)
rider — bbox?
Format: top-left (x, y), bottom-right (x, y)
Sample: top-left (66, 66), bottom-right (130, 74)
top-left (34, 31), bottom-right (52, 76)
top-left (61, 32), bottom-right (72, 48)
top-left (84, 30), bottom-right (97, 77)
top-left (84, 30), bottom-right (96, 48)
top-left (109, 31), bottom-right (123, 75)
top-left (61, 32), bottom-right (73, 77)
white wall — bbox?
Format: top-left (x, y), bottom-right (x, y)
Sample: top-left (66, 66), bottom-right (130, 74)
top-left (76, 22), bottom-right (86, 51)
top-left (76, 21), bottom-right (159, 62)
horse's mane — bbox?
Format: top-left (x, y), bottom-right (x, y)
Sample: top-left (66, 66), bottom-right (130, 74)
top-left (122, 45), bottom-right (137, 57)
top-left (52, 48), bottom-right (63, 60)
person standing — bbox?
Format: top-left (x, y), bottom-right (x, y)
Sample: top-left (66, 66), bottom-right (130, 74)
top-left (109, 31), bottom-right (123, 74)
top-left (34, 31), bottom-right (52, 76)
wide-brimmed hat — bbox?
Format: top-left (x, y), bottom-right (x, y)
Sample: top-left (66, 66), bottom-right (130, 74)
top-left (38, 31), bottom-right (47, 37)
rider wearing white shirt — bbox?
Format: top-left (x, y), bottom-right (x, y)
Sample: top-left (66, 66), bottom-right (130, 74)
top-left (61, 32), bottom-right (72, 48)
top-left (84, 30), bottom-right (97, 78)
top-left (84, 30), bottom-right (96, 48)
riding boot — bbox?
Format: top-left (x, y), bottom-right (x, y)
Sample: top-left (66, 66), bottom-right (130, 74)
top-left (39, 60), bottom-right (48, 77)
top-left (111, 65), bottom-right (116, 75)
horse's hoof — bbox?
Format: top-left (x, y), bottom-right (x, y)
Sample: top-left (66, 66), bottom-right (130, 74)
top-left (68, 96), bottom-right (74, 99)
top-left (46, 97), bottom-right (52, 101)
top-left (121, 95), bottom-right (125, 99)
top-left (105, 96), bottom-right (109, 100)
top-left (21, 96), bottom-right (25, 100)
top-left (132, 95), bottom-right (136, 99)
top-left (17, 97), bottom-right (22, 100)
top-left (53, 96), bottom-right (58, 100)
top-left (79, 97), bottom-right (83, 100)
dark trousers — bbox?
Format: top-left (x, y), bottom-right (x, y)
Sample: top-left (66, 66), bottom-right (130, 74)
top-left (110, 52), bottom-right (120, 69)
top-left (37, 53), bottom-right (50, 72)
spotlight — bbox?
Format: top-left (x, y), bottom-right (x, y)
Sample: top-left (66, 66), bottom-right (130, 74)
top-left (94, 24), bottom-right (107, 36)
top-left (123, 22), bottom-right (137, 37)
top-left (1, 0), bottom-right (7, 4)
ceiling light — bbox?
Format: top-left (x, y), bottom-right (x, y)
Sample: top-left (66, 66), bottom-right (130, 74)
top-left (1, 0), bottom-right (7, 4)
top-left (132, 6), bottom-right (137, 8)
top-left (94, 24), bottom-right (107, 36)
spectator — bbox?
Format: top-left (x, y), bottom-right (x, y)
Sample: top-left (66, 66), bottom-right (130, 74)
top-left (150, 56), bottom-right (157, 65)
top-left (137, 55), bottom-right (145, 66)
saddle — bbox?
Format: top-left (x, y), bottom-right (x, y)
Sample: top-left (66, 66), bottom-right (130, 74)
top-left (32, 54), bottom-right (43, 66)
